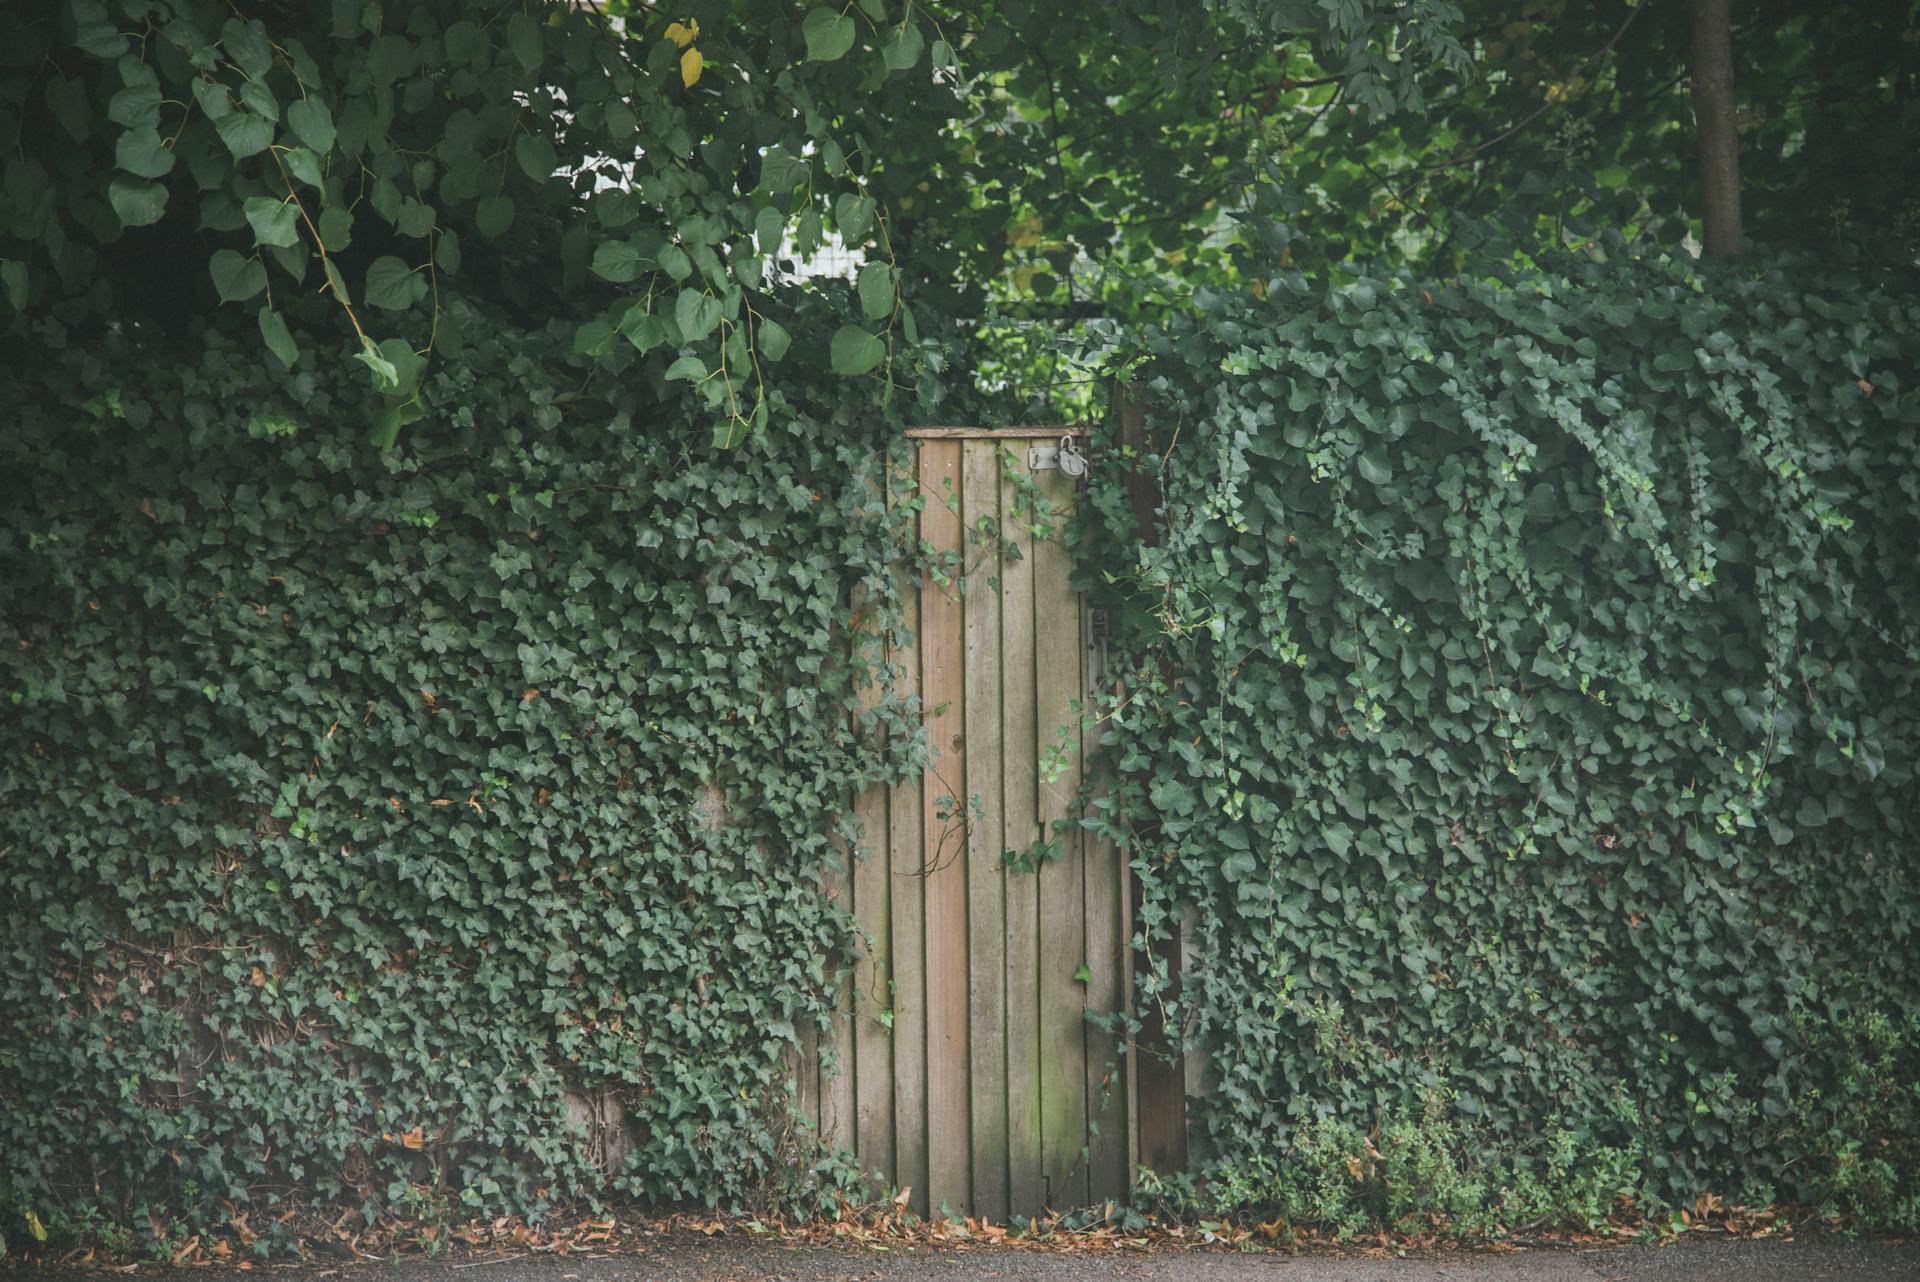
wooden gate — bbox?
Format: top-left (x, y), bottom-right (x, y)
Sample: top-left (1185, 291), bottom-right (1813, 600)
top-left (797, 427), bottom-right (1133, 1219)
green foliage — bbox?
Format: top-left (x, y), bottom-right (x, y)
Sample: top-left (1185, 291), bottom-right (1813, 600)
top-left (0, 0), bottom-right (1478, 438)
top-left (1270, 0), bottom-right (1920, 271)
top-left (1771, 1010), bottom-right (1920, 1230)
top-left (1139, 1091), bottom-right (1648, 1239)
top-left (0, 287), bottom-right (920, 1241)
top-left (1084, 219), bottom-right (1920, 1227)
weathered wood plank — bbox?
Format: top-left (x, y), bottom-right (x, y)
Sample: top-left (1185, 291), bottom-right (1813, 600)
top-left (888, 486), bottom-right (930, 1213)
top-left (797, 1022), bottom-right (819, 1140)
top-left (904, 426), bottom-right (1089, 440)
top-left (998, 448), bottom-right (1045, 1219)
top-left (918, 439), bottom-right (971, 1215)
top-left (1033, 465), bottom-right (1089, 1211)
top-left (961, 440), bottom-right (1010, 1221)
top-left (852, 614), bottom-right (896, 1188)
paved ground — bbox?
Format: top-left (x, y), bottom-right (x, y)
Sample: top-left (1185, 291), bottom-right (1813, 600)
top-left (16, 1236), bottom-right (1919, 1282)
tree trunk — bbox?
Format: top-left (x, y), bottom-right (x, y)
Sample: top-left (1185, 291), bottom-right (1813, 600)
top-left (1689, 0), bottom-right (1742, 256)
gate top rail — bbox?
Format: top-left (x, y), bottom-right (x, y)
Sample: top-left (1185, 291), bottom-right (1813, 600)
top-left (904, 425), bottom-right (1088, 439)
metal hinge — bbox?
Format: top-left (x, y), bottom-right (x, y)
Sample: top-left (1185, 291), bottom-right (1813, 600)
top-left (1027, 434), bottom-right (1090, 478)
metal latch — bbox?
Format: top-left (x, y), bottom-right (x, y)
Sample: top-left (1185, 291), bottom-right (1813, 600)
top-left (1027, 434), bottom-right (1090, 478)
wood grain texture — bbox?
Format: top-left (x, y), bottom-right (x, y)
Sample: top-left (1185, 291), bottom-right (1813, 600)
top-left (888, 537), bottom-right (929, 1214)
top-left (821, 825), bottom-right (856, 1153)
top-left (904, 426), bottom-right (1088, 439)
top-left (1033, 465), bottom-right (1089, 1211)
top-left (803, 434), bottom-right (1142, 1218)
top-left (851, 602), bottom-right (894, 1184)
top-left (998, 449), bottom-right (1046, 1217)
top-left (961, 441), bottom-right (1010, 1221)
top-left (918, 439), bottom-right (972, 1215)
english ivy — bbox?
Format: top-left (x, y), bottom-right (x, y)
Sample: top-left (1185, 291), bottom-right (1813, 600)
top-left (1083, 222), bottom-right (1920, 1223)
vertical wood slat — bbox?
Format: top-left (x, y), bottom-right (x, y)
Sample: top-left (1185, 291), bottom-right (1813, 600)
top-left (962, 441), bottom-right (1010, 1221)
top-left (852, 586), bottom-right (894, 1183)
top-left (888, 512), bottom-right (929, 1213)
top-left (918, 440), bottom-right (971, 1215)
top-left (999, 450), bottom-right (1045, 1217)
top-left (1034, 463), bottom-right (1089, 1210)
top-left (808, 429), bottom-right (1150, 1220)
top-left (796, 1021), bottom-right (819, 1142)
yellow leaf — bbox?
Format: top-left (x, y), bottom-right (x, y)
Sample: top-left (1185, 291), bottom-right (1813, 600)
top-left (680, 46), bottom-right (704, 88)
top-left (26, 1209), bottom-right (47, 1242)
top-left (1011, 265), bottom-right (1035, 294)
top-left (664, 18), bottom-right (699, 48)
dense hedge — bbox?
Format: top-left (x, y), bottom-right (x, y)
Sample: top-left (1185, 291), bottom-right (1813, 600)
top-left (0, 307), bottom-right (912, 1245)
top-left (1088, 236), bottom-right (1920, 1229)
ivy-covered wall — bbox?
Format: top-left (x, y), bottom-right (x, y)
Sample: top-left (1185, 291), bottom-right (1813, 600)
top-left (1088, 242), bottom-right (1920, 1230)
top-left (0, 310), bottom-right (911, 1242)
top-left (7, 235), bottom-right (1920, 1246)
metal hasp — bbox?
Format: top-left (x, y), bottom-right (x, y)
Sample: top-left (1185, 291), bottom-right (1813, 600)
top-left (1027, 434), bottom-right (1090, 478)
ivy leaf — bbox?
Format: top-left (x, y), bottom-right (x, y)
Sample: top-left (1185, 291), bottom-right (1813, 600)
top-left (591, 240), bottom-right (646, 283)
top-left (573, 318), bottom-right (615, 356)
top-left (834, 193), bottom-right (874, 244)
top-left (829, 325), bottom-right (884, 376)
top-left (244, 196), bottom-right (301, 248)
top-left (622, 311), bottom-right (663, 353)
top-left (107, 80), bottom-right (161, 129)
top-left (368, 403), bottom-right (403, 450)
top-left (257, 304), bottom-right (299, 367)
top-left (284, 147), bottom-right (324, 188)
top-left (209, 249), bottom-right (266, 302)
top-left (802, 9), bottom-right (857, 61)
top-left (674, 289), bottom-right (721, 343)
top-left (506, 9), bottom-right (543, 72)
top-left (0, 259), bottom-right (27, 312)
top-left (286, 98), bottom-right (336, 151)
top-left (856, 262), bottom-right (893, 321)
top-left (881, 22), bottom-right (925, 71)
top-left (657, 243), bottom-right (693, 281)
top-left (1357, 448), bottom-right (1393, 485)
top-left (395, 200), bottom-right (435, 238)
top-left (108, 176), bottom-right (168, 227)
top-left (364, 256), bottom-right (424, 310)
top-left (757, 317), bottom-right (791, 363)
top-left (514, 132), bottom-right (558, 183)
top-left (214, 110), bottom-right (274, 159)
top-left (754, 206), bottom-right (784, 255)
top-left (475, 195), bottom-right (515, 238)
top-left (1072, 964), bottom-right (1093, 985)
top-left (114, 126), bottom-right (174, 178)
top-left (758, 148), bottom-right (808, 195)
top-left (353, 336), bottom-right (399, 388)
top-left (316, 206), bottom-right (353, 252)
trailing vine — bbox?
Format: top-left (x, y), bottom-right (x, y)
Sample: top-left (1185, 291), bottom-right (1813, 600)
top-left (1084, 230), bottom-right (1920, 1229)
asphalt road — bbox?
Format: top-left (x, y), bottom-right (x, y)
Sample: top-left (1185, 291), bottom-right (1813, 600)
top-left (13, 1236), bottom-right (1919, 1282)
